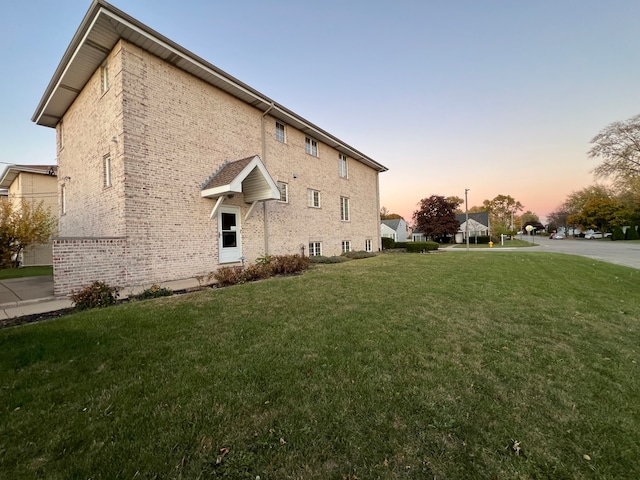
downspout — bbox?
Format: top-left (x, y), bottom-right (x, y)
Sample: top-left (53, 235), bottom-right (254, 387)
top-left (261, 102), bottom-right (275, 255)
top-left (376, 170), bottom-right (381, 251)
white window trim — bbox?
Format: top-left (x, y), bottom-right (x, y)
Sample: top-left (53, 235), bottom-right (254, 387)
top-left (305, 137), bottom-right (318, 157)
top-left (339, 154), bottom-right (348, 178)
top-left (341, 240), bottom-right (351, 253)
top-left (308, 189), bottom-right (321, 208)
top-left (275, 121), bottom-right (286, 143)
top-left (101, 63), bottom-right (110, 93)
top-left (277, 181), bottom-right (288, 203)
top-left (340, 196), bottom-right (350, 221)
top-left (365, 239), bottom-right (372, 252)
top-left (61, 184), bottom-right (66, 215)
top-left (309, 241), bottom-right (322, 257)
top-left (104, 154), bottom-right (112, 188)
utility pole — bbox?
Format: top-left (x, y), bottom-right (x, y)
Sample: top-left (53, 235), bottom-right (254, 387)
top-left (465, 188), bottom-right (470, 251)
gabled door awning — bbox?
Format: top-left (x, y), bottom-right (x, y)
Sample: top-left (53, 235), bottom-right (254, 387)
top-left (200, 155), bottom-right (280, 202)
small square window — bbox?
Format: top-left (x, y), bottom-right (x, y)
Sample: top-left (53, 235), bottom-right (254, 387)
top-left (341, 240), bottom-right (351, 253)
top-left (277, 181), bottom-right (288, 202)
top-left (308, 241), bottom-right (322, 257)
top-left (340, 196), bottom-right (350, 221)
top-left (339, 154), bottom-right (348, 178)
top-left (305, 137), bottom-right (318, 157)
top-left (276, 122), bottom-right (286, 143)
top-left (308, 189), bottom-right (320, 208)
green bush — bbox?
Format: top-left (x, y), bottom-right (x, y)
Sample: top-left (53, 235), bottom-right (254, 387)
top-left (393, 242), bottom-right (408, 249)
top-left (611, 226), bottom-right (625, 241)
top-left (342, 250), bottom-right (376, 259)
top-left (406, 241), bottom-right (439, 253)
top-left (70, 281), bottom-right (119, 310)
top-left (474, 236), bottom-right (491, 244)
top-left (626, 225), bottom-right (640, 240)
top-left (381, 237), bottom-right (395, 249)
top-left (309, 255), bottom-right (349, 264)
top-left (134, 284), bottom-right (173, 300)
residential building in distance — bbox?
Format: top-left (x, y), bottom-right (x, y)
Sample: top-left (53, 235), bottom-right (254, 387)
top-left (0, 165), bottom-right (58, 266)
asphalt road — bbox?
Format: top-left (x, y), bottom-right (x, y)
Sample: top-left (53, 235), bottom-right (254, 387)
top-left (523, 236), bottom-right (640, 270)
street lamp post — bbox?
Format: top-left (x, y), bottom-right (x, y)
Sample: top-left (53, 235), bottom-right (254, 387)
top-left (465, 188), bottom-right (470, 251)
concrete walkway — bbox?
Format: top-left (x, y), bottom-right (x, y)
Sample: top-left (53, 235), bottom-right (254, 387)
top-left (0, 276), bottom-right (206, 323)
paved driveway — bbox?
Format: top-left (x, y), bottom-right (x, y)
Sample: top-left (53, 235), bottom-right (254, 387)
top-left (0, 275), bottom-right (55, 305)
top-left (447, 237), bottom-right (640, 270)
top-left (526, 237), bottom-right (640, 270)
top-left (536, 237), bottom-right (640, 269)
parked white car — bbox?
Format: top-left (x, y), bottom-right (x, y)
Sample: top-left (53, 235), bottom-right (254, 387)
top-left (584, 231), bottom-right (611, 239)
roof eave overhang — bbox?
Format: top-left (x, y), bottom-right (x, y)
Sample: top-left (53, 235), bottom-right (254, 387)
top-left (32, 0), bottom-right (388, 173)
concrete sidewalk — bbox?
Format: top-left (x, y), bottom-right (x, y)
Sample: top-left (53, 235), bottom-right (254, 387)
top-left (0, 276), bottom-right (208, 322)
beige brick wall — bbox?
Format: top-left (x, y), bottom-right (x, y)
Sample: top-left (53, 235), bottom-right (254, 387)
top-left (53, 238), bottom-right (127, 296)
top-left (7, 172), bottom-right (58, 266)
top-left (54, 39), bottom-right (381, 294)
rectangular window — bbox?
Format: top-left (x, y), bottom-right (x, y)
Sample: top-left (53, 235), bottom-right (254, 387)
top-left (275, 121), bottom-right (286, 143)
top-left (340, 196), bottom-right (350, 221)
top-left (341, 240), bottom-right (351, 253)
top-left (277, 181), bottom-right (288, 202)
top-left (59, 122), bottom-right (64, 150)
top-left (339, 154), bottom-right (348, 178)
top-left (308, 189), bottom-right (320, 208)
top-left (305, 137), bottom-right (318, 157)
top-left (61, 184), bottom-right (66, 215)
top-left (104, 154), bottom-right (112, 187)
top-left (308, 241), bottom-right (322, 257)
top-left (101, 63), bottom-right (110, 93)
top-left (365, 239), bottom-right (372, 252)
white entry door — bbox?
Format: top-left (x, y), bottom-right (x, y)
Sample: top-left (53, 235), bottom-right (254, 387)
top-left (218, 205), bottom-right (242, 263)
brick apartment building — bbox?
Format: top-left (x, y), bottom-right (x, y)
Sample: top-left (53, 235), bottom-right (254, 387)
top-left (33, 0), bottom-right (387, 295)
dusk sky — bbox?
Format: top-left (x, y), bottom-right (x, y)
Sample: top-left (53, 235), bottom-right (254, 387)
top-left (3, 0), bottom-right (640, 223)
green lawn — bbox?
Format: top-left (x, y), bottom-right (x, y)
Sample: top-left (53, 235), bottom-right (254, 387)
top-left (1, 253), bottom-right (639, 479)
top-left (0, 266), bottom-right (53, 280)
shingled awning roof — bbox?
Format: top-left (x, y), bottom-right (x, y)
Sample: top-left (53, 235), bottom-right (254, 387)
top-left (200, 155), bottom-right (279, 202)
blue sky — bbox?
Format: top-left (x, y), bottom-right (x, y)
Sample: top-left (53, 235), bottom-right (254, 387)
top-left (3, 0), bottom-right (640, 222)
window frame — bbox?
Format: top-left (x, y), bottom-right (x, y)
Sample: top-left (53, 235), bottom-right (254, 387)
top-left (61, 184), bottom-right (66, 215)
top-left (100, 62), bottom-right (110, 93)
top-left (275, 121), bottom-right (286, 143)
top-left (277, 181), bottom-right (288, 203)
top-left (103, 153), bottom-right (112, 188)
top-left (308, 241), bottom-right (322, 257)
top-left (338, 153), bottom-right (348, 178)
top-left (340, 196), bottom-right (350, 221)
top-left (305, 137), bottom-right (318, 157)
top-left (365, 239), bottom-right (372, 253)
top-left (308, 189), bottom-right (321, 208)
top-left (341, 240), bottom-right (351, 253)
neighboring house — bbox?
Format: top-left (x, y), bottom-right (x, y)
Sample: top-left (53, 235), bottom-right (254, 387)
top-left (456, 212), bottom-right (490, 240)
top-left (32, 1), bottom-right (387, 295)
top-left (411, 212), bottom-right (490, 243)
top-left (0, 165), bottom-right (58, 266)
top-left (380, 218), bottom-right (407, 242)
